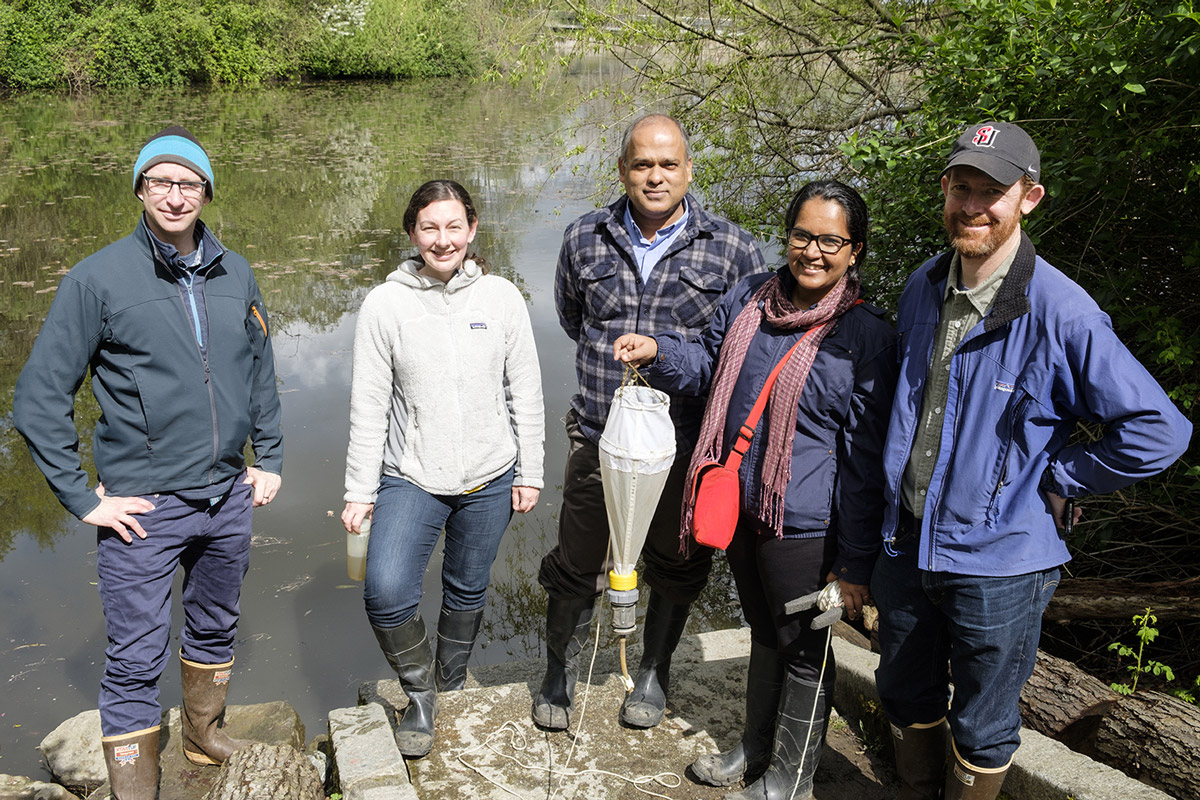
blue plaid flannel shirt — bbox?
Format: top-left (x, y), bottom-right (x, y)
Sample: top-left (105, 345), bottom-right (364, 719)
top-left (555, 194), bottom-right (766, 447)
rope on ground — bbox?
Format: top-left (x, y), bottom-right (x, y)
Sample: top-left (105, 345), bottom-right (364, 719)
top-left (456, 536), bottom-right (683, 799)
top-left (456, 720), bottom-right (682, 799)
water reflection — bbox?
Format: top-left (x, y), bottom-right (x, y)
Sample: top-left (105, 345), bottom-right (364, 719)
top-left (0, 75), bottom-right (742, 778)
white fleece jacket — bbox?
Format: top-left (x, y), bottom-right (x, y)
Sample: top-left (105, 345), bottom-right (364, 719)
top-left (344, 259), bottom-right (544, 501)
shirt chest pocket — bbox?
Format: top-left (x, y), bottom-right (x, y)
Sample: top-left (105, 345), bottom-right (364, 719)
top-left (671, 265), bottom-right (727, 330)
top-left (578, 261), bottom-right (623, 322)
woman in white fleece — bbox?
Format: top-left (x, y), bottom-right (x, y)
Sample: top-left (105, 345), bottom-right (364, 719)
top-left (341, 180), bottom-right (544, 758)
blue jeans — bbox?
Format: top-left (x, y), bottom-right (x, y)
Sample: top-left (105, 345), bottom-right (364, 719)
top-left (364, 466), bottom-right (515, 629)
top-left (871, 517), bottom-right (1060, 769)
top-left (96, 479), bottom-right (253, 736)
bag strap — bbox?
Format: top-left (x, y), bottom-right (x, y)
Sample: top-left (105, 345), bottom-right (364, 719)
top-left (723, 300), bottom-right (861, 472)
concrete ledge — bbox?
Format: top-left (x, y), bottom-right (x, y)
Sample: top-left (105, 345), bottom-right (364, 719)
top-left (328, 703), bottom-right (418, 800)
top-left (827, 637), bottom-right (1175, 800)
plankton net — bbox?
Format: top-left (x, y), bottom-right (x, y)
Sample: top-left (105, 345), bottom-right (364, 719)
top-left (598, 367), bottom-right (676, 686)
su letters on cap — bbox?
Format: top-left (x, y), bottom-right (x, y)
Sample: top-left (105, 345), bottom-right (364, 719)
top-left (973, 125), bottom-right (998, 147)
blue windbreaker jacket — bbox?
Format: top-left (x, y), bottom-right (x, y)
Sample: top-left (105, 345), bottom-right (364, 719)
top-left (647, 268), bottom-right (898, 585)
top-left (881, 233), bottom-right (1191, 576)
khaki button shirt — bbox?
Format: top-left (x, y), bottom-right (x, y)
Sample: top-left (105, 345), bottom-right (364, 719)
top-left (902, 247), bottom-right (1017, 518)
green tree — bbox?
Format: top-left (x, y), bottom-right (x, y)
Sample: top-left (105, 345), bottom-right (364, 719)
top-left (552, 0), bottom-right (1199, 578)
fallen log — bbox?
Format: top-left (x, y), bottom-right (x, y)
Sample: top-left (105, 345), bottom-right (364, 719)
top-left (1018, 650), bottom-right (1120, 753)
top-left (203, 742), bottom-right (323, 800)
top-left (1043, 576), bottom-right (1200, 622)
top-left (1095, 689), bottom-right (1200, 800)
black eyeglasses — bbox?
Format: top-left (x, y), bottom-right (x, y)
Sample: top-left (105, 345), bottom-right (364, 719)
top-left (786, 228), bottom-right (853, 254)
top-left (142, 174), bottom-right (207, 199)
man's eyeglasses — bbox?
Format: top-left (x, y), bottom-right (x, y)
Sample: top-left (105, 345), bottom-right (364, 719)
top-left (786, 228), bottom-right (853, 255)
top-left (142, 174), bottom-right (207, 199)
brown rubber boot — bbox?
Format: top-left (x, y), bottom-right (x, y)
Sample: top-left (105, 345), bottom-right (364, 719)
top-left (101, 726), bottom-right (160, 800)
top-left (890, 718), bottom-right (948, 799)
top-left (944, 744), bottom-right (1010, 800)
top-left (180, 655), bottom-right (249, 765)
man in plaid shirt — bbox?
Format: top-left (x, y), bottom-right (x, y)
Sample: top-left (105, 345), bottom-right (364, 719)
top-left (534, 113), bottom-right (765, 731)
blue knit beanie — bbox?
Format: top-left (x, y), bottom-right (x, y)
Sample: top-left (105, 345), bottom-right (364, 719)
top-left (133, 126), bottom-right (214, 199)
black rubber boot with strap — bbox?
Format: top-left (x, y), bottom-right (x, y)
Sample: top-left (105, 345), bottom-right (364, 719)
top-left (372, 614), bottom-right (438, 757)
top-left (531, 594), bottom-right (595, 730)
top-left (619, 590), bottom-right (691, 728)
top-left (434, 605), bottom-right (484, 692)
top-left (691, 640), bottom-right (784, 786)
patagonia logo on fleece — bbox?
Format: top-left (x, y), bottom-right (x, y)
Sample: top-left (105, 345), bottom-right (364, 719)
top-left (470, 322), bottom-right (488, 330)
top-left (994, 380), bottom-right (1015, 393)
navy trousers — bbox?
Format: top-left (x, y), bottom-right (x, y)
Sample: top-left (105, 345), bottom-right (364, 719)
top-left (96, 479), bottom-right (253, 736)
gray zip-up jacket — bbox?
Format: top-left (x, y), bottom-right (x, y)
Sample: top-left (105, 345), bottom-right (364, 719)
top-left (14, 217), bottom-right (283, 519)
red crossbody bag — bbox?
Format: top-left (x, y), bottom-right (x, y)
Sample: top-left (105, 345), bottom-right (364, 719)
top-left (689, 324), bottom-right (823, 550)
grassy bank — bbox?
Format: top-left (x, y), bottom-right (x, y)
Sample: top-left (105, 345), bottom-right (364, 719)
top-left (0, 0), bottom-right (486, 89)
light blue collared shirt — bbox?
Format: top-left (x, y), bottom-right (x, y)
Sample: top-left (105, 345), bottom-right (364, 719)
top-left (623, 198), bottom-right (689, 283)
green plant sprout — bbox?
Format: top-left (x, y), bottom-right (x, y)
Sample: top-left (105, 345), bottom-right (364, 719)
top-left (1108, 607), bottom-right (1175, 696)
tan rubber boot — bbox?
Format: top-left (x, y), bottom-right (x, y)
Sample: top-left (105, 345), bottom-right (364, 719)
top-left (890, 718), bottom-right (948, 800)
top-left (180, 655), bottom-right (249, 765)
top-left (101, 726), bottom-right (160, 800)
top-left (944, 743), bottom-right (1010, 800)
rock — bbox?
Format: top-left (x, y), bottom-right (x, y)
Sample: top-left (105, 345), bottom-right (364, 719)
top-left (38, 710), bottom-right (105, 791)
top-left (82, 702), bottom-right (306, 800)
top-left (0, 774), bottom-right (79, 799)
top-left (202, 743), bottom-right (322, 800)
top-left (328, 703), bottom-right (416, 800)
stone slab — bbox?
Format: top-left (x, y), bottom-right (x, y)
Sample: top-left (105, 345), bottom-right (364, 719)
top-left (328, 704), bottom-right (416, 800)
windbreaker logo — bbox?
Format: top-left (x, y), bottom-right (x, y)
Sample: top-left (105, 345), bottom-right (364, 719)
top-left (470, 322), bottom-right (488, 330)
top-left (994, 380), bottom-right (1015, 394)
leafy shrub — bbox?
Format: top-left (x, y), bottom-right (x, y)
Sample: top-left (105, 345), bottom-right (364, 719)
top-left (302, 0), bottom-right (479, 80)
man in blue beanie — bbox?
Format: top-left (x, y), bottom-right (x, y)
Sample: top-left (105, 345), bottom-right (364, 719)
top-left (14, 125), bottom-right (283, 800)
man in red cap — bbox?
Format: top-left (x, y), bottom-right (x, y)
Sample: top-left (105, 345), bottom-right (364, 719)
top-left (872, 122), bottom-right (1190, 800)
top-left (14, 126), bottom-right (283, 799)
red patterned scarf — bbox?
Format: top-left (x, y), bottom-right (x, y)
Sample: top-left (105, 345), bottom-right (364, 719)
top-left (682, 272), bottom-right (860, 541)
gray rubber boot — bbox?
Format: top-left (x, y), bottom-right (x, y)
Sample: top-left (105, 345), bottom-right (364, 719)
top-left (373, 614), bottom-right (437, 757)
top-left (435, 606), bottom-right (484, 692)
top-left (723, 675), bottom-right (828, 800)
top-left (531, 595), bottom-right (596, 730)
top-left (691, 641), bottom-right (784, 786)
top-left (619, 590), bottom-right (691, 728)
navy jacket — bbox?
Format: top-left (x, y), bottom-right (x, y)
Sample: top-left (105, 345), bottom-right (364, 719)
top-left (647, 268), bottom-right (898, 584)
top-left (14, 217), bottom-right (283, 519)
top-left (881, 233), bottom-right (1191, 575)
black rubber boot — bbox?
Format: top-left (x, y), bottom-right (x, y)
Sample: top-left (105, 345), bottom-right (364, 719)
top-left (372, 615), bottom-right (437, 757)
top-left (891, 718), bottom-right (948, 800)
top-left (691, 641), bottom-right (785, 786)
top-left (723, 675), bottom-right (828, 800)
top-left (531, 595), bottom-right (595, 730)
top-left (619, 590), bottom-right (691, 728)
top-left (434, 606), bottom-right (484, 692)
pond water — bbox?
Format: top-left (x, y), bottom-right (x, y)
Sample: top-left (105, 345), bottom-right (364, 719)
top-left (0, 73), bottom-right (748, 778)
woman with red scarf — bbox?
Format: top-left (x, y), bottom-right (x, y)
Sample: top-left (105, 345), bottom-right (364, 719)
top-left (615, 181), bottom-right (897, 799)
